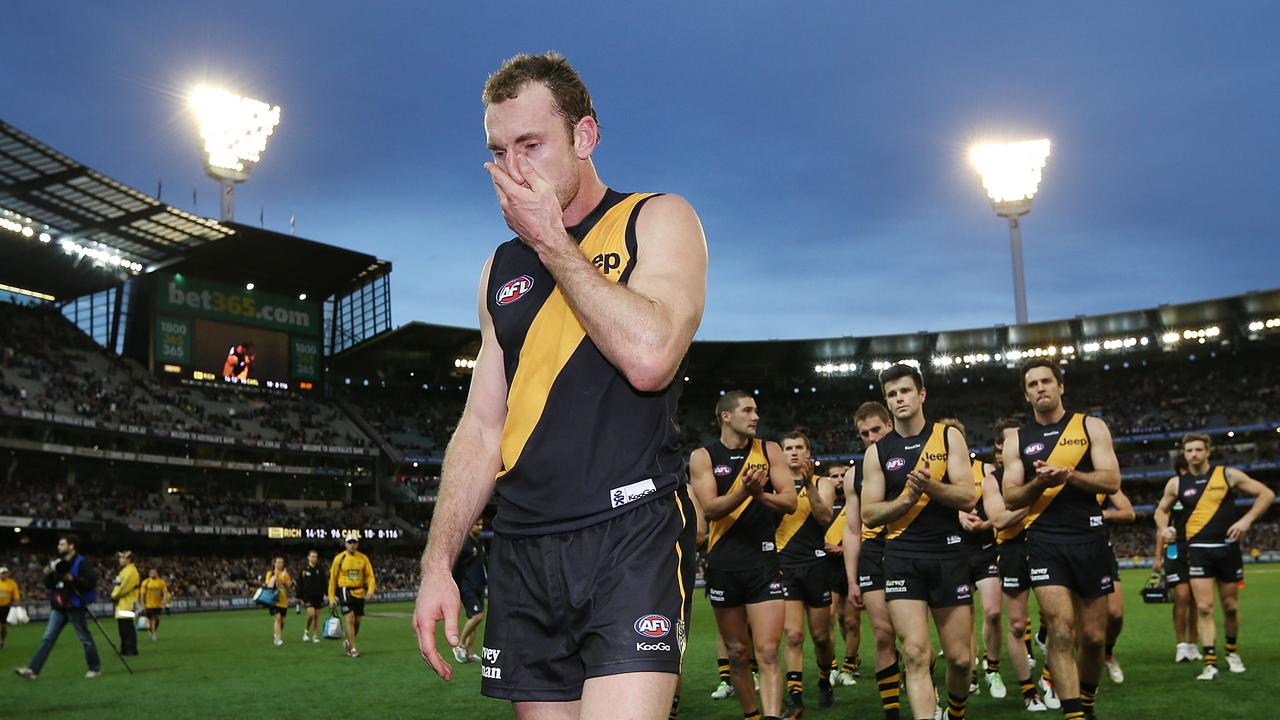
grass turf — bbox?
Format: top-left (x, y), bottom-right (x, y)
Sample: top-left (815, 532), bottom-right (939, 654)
top-left (4, 567), bottom-right (1277, 719)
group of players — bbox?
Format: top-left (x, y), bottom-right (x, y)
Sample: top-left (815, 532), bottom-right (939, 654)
top-left (688, 359), bottom-right (1274, 720)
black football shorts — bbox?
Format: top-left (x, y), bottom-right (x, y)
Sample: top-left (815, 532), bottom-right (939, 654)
top-left (480, 486), bottom-right (695, 702)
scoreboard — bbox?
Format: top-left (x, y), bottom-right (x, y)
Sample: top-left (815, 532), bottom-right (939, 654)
top-left (147, 272), bottom-right (321, 391)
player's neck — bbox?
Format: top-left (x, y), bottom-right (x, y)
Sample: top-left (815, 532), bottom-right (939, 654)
top-left (789, 467), bottom-right (807, 482)
top-left (1034, 405), bottom-right (1067, 425)
top-left (719, 428), bottom-right (751, 450)
top-left (895, 412), bottom-right (926, 438)
top-left (561, 167), bottom-right (608, 228)
top-left (1189, 461), bottom-right (1211, 475)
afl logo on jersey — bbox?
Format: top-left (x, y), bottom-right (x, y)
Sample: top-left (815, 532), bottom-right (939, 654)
top-left (886, 457), bottom-right (906, 471)
top-left (1024, 442), bottom-right (1045, 456)
top-left (713, 464), bottom-right (733, 476)
top-left (634, 614), bottom-right (670, 638)
top-left (495, 275), bottom-right (534, 306)
top-left (1183, 488), bottom-right (1198, 497)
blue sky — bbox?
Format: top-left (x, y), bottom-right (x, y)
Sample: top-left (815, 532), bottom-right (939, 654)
top-left (3, 2), bottom-right (1277, 339)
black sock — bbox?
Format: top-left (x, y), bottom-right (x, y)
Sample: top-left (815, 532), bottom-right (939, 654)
top-left (750, 657), bottom-right (759, 674)
top-left (668, 694), bottom-right (679, 720)
top-left (1037, 626), bottom-right (1047, 645)
top-left (1019, 676), bottom-right (1036, 700)
top-left (717, 657), bottom-right (731, 683)
top-left (744, 710), bottom-right (762, 720)
top-left (1225, 635), bottom-right (1238, 655)
top-left (985, 655), bottom-right (1000, 674)
top-left (1204, 645), bottom-right (1217, 667)
top-left (1024, 626), bottom-right (1034, 655)
top-left (1080, 681), bottom-right (1097, 713)
top-left (786, 670), bottom-right (803, 698)
top-left (1061, 697), bottom-right (1085, 719)
top-left (947, 692), bottom-right (967, 719)
top-left (1104, 642), bottom-right (1115, 658)
top-left (842, 654), bottom-right (858, 674)
top-left (876, 661), bottom-right (902, 720)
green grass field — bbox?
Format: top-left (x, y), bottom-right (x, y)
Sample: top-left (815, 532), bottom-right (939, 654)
top-left (4, 568), bottom-right (1277, 719)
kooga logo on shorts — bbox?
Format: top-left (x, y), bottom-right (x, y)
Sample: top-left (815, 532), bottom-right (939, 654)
top-left (610, 479), bottom-right (657, 508)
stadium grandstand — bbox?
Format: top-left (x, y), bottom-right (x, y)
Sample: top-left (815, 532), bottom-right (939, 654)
top-left (4, 112), bottom-right (1280, 720)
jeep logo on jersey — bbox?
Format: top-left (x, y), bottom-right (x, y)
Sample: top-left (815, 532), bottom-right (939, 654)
top-left (886, 457), bottom-right (906, 471)
top-left (634, 614), bottom-right (671, 638)
top-left (1024, 442), bottom-right (1045, 455)
top-left (592, 252), bottom-right (622, 275)
top-left (713, 464), bottom-right (733, 476)
top-left (495, 275), bottom-right (534, 306)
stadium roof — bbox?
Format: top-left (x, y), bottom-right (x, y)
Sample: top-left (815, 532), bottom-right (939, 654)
top-left (332, 321), bottom-right (480, 379)
top-left (0, 118), bottom-right (390, 303)
top-left (332, 288), bottom-right (1280, 382)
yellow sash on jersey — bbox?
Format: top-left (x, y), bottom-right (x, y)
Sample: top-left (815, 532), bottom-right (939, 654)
top-left (887, 424), bottom-right (949, 540)
top-left (497, 193), bottom-right (655, 478)
top-left (707, 439), bottom-right (770, 552)
top-left (1024, 413), bottom-right (1090, 529)
top-left (825, 505), bottom-right (847, 546)
top-left (1185, 466), bottom-right (1228, 541)
top-left (776, 477), bottom-right (817, 551)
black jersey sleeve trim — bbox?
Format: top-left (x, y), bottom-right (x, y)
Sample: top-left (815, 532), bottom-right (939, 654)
top-left (619, 193), bottom-right (665, 285)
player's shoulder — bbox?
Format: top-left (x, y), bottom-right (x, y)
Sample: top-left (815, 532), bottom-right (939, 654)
top-left (633, 193), bottom-right (703, 235)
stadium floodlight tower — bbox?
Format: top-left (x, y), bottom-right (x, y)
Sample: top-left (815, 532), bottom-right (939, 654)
top-left (190, 85), bottom-right (282, 222)
top-left (970, 139), bottom-right (1051, 325)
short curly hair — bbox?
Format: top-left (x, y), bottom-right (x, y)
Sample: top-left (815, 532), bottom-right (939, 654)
top-left (483, 51), bottom-right (600, 140)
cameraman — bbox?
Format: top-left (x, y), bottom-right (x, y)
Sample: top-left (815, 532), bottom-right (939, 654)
top-left (14, 534), bottom-right (102, 680)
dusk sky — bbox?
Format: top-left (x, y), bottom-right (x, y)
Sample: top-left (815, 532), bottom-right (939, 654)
top-left (4, 2), bottom-right (1277, 340)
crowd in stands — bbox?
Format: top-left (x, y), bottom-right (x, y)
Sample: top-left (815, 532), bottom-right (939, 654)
top-left (0, 550), bottom-right (422, 605)
top-left (0, 301), bottom-right (371, 450)
top-left (0, 475), bottom-right (390, 530)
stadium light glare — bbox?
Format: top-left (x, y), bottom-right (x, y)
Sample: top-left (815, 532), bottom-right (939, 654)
top-left (298, 293), bottom-right (307, 301)
top-left (245, 282), bottom-right (255, 290)
top-left (970, 138), bottom-right (1051, 326)
top-left (191, 85), bottom-right (281, 222)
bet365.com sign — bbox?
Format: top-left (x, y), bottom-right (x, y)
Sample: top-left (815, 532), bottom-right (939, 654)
top-left (156, 273), bottom-right (320, 336)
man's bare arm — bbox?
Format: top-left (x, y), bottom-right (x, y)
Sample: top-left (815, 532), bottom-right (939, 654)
top-left (842, 475), bottom-right (863, 585)
top-left (752, 441), bottom-right (798, 514)
top-left (1065, 417), bottom-right (1122, 494)
top-left (983, 473), bottom-right (1027, 531)
top-left (1225, 467), bottom-right (1277, 540)
top-left (420, 258), bottom-right (507, 575)
top-left (1152, 476), bottom-right (1179, 568)
top-left (861, 445), bottom-right (918, 527)
top-left (490, 160), bottom-right (706, 392)
top-left (923, 427), bottom-right (979, 510)
top-left (1104, 487), bottom-right (1136, 523)
top-left (808, 476), bottom-right (836, 526)
top-left (1002, 428), bottom-right (1043, 510)
top-left (690, 448), bottom-right (750, 521)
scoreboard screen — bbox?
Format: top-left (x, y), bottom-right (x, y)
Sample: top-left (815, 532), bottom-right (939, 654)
top-left (150, 273), bottom-right (321, 390)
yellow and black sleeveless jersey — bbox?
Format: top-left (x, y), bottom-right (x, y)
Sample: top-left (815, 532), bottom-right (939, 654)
top-left (1018, 412), bottom-right (1104, 543)
top-left (991, 467), bottom-right (1024, 544)
top-left (486, 189), bottom-right (686, 535)
top-left (1174, 465), bottom-right (1236, 547)
top-left (777, 476), bottom-right (829, 567)
top-left (876, 421), bottom-right (965, 557)
top-left (967, 459), bottom-right (996, 547)
top-left (705, 439), bottom-right (781, 571)
top-left (852, 462), bottom-right (888, 547)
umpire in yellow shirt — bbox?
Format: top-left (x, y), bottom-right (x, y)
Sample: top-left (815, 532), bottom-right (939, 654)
top-left (329, 534), bottom-right (376, 658)
top-left (110, 551), bottom-right (141, 656)
top-left (0, 566), bottom-right (20, 649)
